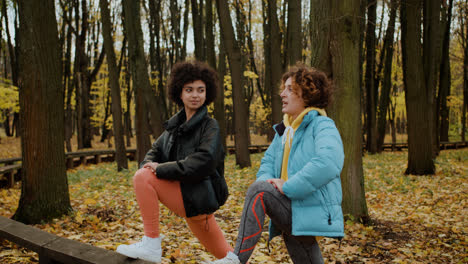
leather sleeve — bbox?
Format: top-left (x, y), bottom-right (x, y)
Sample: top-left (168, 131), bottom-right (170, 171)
top-left (139, 132), bottom-right (166, 168)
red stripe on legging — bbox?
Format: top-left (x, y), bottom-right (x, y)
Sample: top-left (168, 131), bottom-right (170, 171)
top-left (240, 192), bottom-right (265, 253)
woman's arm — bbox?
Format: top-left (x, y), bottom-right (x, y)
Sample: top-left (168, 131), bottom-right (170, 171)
top-left (139, 133), bottom-right (165, 168)
top-left (256, 134), bottom-right (281, 182)
top-left (282, 118), bottom-right (344, 200)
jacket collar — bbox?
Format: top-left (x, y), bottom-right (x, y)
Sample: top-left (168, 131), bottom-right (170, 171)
top-left (164, 105), bottom-right (208, 133)
top-left (273, 110), bottom-right (319, 136)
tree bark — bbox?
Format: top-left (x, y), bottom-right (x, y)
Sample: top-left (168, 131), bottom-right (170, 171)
top-left (205, 0), bottom-right (216, 68)
top-left (310, 0), bottom-right (368, 220)
top-left (215, 37), bottom-right (227, 149)
top-left (286, 0), bottom-right (301, 65)
top-left (328, 0), bottom-right (368, 220)
top-left (14, 0), bottom-right (71, 224)
top-left (437, 0), bottom-right (453, 143)
top-left (423, 0), bottom-right (442, 157)
top-left (401, 0), bottom-right (435, 175)
top-left (62, 2), bottom-right (74, 152)
top-left (192, 0), bottom-right (205, 61)
top-left (267, 0), bottom-right (283, 134)
top-left (216, 0), bottom-right (251, 167)
top-left (122, 0), bottom-right (156, 164)
top-left (148, 0), bottom-right (168, 121)
top-left (463, 0), bottom-right (468, 142)
top-left (309, 0), bottom-right (331, 74)
top-left (365, 0), bottom-right (377, 154)
top-left (74, 0), bottom-right (92, 149)
top-left (100, 0), bottom-right (128, 171)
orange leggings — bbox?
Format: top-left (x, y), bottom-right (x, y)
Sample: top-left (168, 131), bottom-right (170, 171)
top-left (133, 168), bottom-right (232, 259)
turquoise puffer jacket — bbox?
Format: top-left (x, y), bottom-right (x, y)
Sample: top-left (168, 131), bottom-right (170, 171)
top-left (256, 110), bottom-right (345, 239)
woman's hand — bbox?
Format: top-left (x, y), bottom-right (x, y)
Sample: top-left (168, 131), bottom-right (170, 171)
top-left (143, 162), bottom-right (159, 175)
top-left (266, 178), bottom-right (285, 194)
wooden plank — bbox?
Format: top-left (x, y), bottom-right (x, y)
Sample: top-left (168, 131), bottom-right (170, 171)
top-left (0, 216), bottom-right (152, 264)
top-left (0, 216), bottom-right (59, 253)
top-left (0, 157), bottom-right (22, 165)
top-left (0, 164), bottom-right (22, 173)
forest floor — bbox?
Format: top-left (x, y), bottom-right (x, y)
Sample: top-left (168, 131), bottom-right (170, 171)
top-left (0, 140), bottom-right (466, 263)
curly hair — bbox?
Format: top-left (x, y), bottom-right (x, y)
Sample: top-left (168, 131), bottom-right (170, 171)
top-left (280, 63), bottom-right (332, 108)
top-left (167, 61), bottom-right (218, 106)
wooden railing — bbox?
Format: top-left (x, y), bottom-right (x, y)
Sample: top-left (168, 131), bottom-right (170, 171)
top-left (1, 141), bottom-right (467, 188)
top-left (0, 216), bottom-right (151, 264)
top-left (225, 141), bottom-right (468, 153)
top-left (0, 149), bottom-right (136, 188)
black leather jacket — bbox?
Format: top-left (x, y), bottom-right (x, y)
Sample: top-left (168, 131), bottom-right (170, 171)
top-left (140, 106), bottom-right (228, 217)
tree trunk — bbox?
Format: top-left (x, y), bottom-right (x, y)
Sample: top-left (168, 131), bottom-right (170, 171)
top-left (14, 0), bottom-right (71, 224)
top-left (437, 0), bottom-right (453, 143)
top-left (365, 0), bottom-right (377, 154)
top-left (63, 2), bottom-right (74, 152)
top-left (328, 0), bottom-right (368, 220)
top-left (286, 0), bottom-right (301, 65)
top-left (122, 0), bottom-right (155, 163)
top-left (376, 0), bottom-right (397, 151)
top-left (216, 0), bottom-right (251, 167)
top-left (192, 0), bottom-right (205, 61)
top-left (100, 0), bottom-right (128, 171)
top-left (148, 0), bottom-right (168, 122)
top-left (310, 0), bottom-right (368, 220)
top-left (215, 37), bottom-right (227, 149)
top-left (74, 0), bottom-right (92, 149)
top-left (205, 0), bottom-right (216, 68)
top-left (267, 0), bottom-right (283, 135)
top-left (424, 0), bottom-right (442, 157)
top-left (463, 0), bottom-right (468, 142)
top-left (401, 0), bottom-right (435, 175)
top-left (309, 0), bottom-right (331, 74)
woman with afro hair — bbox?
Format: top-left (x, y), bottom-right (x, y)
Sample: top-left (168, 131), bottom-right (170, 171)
top-left (117, 61), bottom-right (232, 263)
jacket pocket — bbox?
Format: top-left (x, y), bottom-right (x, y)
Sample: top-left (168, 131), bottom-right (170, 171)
top-left (319, 188), bottom-right (332, 225)
top-left (183, 178), bottom-right (218, 217)
top-left (211, 172), bottom-right (229, 207)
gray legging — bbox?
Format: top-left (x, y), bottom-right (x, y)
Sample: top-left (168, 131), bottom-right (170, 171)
top-left (233, 181), bottom-right (324, 264)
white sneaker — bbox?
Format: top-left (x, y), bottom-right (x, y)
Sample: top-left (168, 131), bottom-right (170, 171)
top-left (116, 236), bottom-right (162, 263)
top-left (207, 251), bottom-right (240, 264)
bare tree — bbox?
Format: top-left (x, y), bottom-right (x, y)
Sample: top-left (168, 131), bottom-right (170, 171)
top-left (400, 0), bottom-right (438, 175)
top-left (216, 0), bottom-right (251, 167)
top-left (100, 0), bottom-right (128, 171)
top-left (14, 0), bottom-right (71, 224)
top-left (310, 0), bottom-right (369, 220)
top-left (365, 0), bottom-right (378, 154)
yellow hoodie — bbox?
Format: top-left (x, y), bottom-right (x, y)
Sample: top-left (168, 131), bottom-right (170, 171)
top-left (280, 107), bottom-right (327, 181)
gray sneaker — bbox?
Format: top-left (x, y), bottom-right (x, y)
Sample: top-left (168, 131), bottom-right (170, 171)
top-left (207, 251), bottom-right (240, 264)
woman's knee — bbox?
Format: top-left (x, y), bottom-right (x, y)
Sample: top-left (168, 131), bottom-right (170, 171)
top-left (133, 168), bottom-right (155, 186)
top-left (246, 180), bottom-right (274, 197)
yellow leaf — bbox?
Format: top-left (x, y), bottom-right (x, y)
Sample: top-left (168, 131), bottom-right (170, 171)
top-left (84, 198), bottom-right (97, 205)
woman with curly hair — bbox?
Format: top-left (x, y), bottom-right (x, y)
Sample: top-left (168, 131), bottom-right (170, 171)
top-left (117, 61), bottom-right (232, 263)
top-left (210, 64), bottom-right (345, 264)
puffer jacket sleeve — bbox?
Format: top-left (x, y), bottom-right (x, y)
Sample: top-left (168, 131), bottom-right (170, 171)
top-left (256, 133), bottom-right (280, 181)
top-left (155, 118), bottom-right (222, 183)
top-left (282, 117), bottom-right (344, 200)
top-left (139, 132), bottom-right (166, 168)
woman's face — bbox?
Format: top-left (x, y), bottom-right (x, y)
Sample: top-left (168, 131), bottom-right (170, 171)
top-left (180, 80), bottom-right (206, 112)
top-left (280, 77), bottom-right (306, 119)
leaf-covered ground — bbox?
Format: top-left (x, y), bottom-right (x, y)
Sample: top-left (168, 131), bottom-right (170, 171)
top-left (0, 149), bottom-right (467, 263)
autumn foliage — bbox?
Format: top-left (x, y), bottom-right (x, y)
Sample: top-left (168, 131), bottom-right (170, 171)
top-left (0, 149), bottom-right (466, 263)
